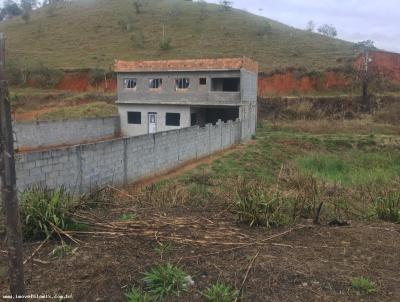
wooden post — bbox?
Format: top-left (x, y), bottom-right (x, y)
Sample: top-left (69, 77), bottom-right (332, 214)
top-left (0, 33), bottom-right (26, 300)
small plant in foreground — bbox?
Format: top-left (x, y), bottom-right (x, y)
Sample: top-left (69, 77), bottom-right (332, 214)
top-left (203, 282), bottom-right (237, 302)
top-left (154, 242), bottom-right (173, 258)
top-left (373, 192), bottom-right (400, 222)
top-left (351, 277), bottom-right (376, 294)
top-left (143, 263), bottom-right (192, 299)
top-left (125, 287), bottom-right (153, 302)
top-left (50, 244), bottom-right (77, 259)
top-left (20, 185), bottom-right (76, 240)
top-left (234, 178), bottom-right (290, 227)
top-left (118, 213), bottom-right (138, 222)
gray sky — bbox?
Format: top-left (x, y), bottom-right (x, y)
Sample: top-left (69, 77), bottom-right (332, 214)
top-left (207, 0), bottom-right (400, 53)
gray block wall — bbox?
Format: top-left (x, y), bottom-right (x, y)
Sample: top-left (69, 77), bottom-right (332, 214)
top-left (14, 120), bottom-right (243, 193)
top-left (14, 116), bottom-right (120, 150)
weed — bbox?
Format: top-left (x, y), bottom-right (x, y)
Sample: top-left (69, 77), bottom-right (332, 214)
top-left (50, 244), bottom-right (77, 259)
top-left (351, 277), bottom-right (376, 294)
top-left (20, 185), bottom-right (76, 240)
top-left (125, 287), bottom-right (153, 302)
top-left (154, 242), bottom-right (173, 258)
top-left (203, 282), bottom-right (237, 302)
top-left (143, 183), bottom-right (189, 207)
top-left (143, 263), bottom-right (191, 299)
top-left (233, 178), bottom-right (290, 228)
top-left (373, 191), bottom-right (400, 222)
top-left (118, 213), bottom-right (138, 222)
top-left (159, 38), bottom-right (172, 51)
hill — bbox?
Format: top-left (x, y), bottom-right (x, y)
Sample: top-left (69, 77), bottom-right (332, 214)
top-left (0, 0), bottom-right (357, 72)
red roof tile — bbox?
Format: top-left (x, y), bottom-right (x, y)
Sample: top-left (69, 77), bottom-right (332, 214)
top-left (114, 57), bottom-right (258, 73)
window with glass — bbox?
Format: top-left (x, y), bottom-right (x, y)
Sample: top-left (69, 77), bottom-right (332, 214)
top-left (149, 78), bottom-right (162, 89)
top-left (123, 78), bottom-right (137, 89)
top-left (175, 78), bottom-right (190, 90)
top-left (166, 113), bottom-right (180, 126)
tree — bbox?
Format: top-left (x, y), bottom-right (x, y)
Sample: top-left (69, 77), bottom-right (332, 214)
top-left (219, 0), bottom-right (233, 11)
top-left (0, 1), bottom-right (23, 21)
top-left (256, 21), bottom-right (271, 37)
top-left (133, 0), bottom-right (148, 14)
top-left (355, 40), bottom-right (376, 112)
top-left (20, 0), bottom-right (37, 23)
top-left (306, 20), bottom-right (315, 32)
top-left (317, 24), bottom-right (337, 37)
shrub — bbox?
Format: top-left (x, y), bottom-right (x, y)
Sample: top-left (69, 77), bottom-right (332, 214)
top-left (50, 244), bottom-right (76, 259)
top-left (159, 38), bottom-right (172, 51)
top-left (29, 66), bottom-right (64, 88)
top-left (20, 185), bottom-right (76, 240)
top-left (125, 287), bottom-right (153, 302)
top-left (143, 263), bottom-right (192, 299)
top-left (351, 277), bottom-right (376, 294)
top-left (118, 213), bottom-right (138, 222)
top-left (203, 282), bottom-right (237, 302)
top-left (373, 192), bottom-right (400, 222)
top-left (233, 178), bottom-right (290, 227)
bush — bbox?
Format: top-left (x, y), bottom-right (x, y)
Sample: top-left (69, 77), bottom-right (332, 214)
top-left (233, 178), bottom-right (291, 227)
top-left (351, 277), bottom-right (376, 294)
top-left (125, 288), bottom-right (153, 302)
top-left (159, 38), bottom-right (172, 51)
top-left (29, 66), bottom-right (64, 88)
top-left (143, 263), bottom-right (192, 299)
top-left (373, 191), bottom-right (400, 222)
top-left (203, 282), bottom-right (237, 302)
top-left (20, 185), bottom-right (76, 240)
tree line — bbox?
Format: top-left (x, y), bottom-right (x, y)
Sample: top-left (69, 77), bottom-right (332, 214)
top-left (0, 0), bottom-right (68, 22)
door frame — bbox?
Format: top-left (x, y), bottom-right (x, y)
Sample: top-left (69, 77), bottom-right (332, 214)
top-left (148, 112), bottom-right (157, 134)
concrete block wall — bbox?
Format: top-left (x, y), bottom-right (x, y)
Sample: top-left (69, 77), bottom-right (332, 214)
top-left (14, 120), bottom-right (243, 193)
top-left (14, 116), bottom-right (120, 150)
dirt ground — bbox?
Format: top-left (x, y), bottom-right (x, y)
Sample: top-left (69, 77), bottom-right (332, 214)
top-left (0, 195), bottom-right (399, 302)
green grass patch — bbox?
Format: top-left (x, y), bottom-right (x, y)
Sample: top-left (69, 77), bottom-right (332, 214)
top-left (203, 282), bottom-right (238, 302)
top-left (296, 151), bottom-right (400, 186)
top-left (142, 263), bottom-right (192, 299)
top-left (351, 277), bottom-right (376, 294)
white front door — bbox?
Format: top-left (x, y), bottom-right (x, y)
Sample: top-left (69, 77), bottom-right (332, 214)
top-left (148, 113), bottom-right (157, 134)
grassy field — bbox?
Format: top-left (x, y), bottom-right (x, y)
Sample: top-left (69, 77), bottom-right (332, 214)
top-left (10, 87), bottom-right (117, 121)
top-left (0, 0), bottom-right (356, 71)
top-left (1, 118), bottom-right (399, 301)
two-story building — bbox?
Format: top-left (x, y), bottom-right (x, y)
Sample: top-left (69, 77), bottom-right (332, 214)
top-left (114, 57), bottom-right (258, 140)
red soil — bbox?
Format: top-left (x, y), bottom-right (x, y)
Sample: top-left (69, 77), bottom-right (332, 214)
top-left (258, 71), bottom-right (351, 96)
top-left (24, 51), bottom-right (400, 96)
top-left (354, 50), bottom-right (400, 82)
top-left (56, 73), bottom-right (117, 92)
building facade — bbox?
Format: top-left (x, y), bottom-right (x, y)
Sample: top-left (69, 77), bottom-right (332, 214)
top-left (115, 57), bottom-right (258, 140)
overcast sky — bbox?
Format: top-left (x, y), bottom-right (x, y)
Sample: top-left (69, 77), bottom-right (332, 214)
top-left (207, 0), bottom-right (400, 53)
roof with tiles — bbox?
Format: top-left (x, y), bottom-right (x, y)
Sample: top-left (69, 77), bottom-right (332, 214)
top-left (114, 57), bottom-right (258, 73)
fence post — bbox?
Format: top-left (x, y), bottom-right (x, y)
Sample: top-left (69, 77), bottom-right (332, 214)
top-left (0, 33), bottom-right (26, 299)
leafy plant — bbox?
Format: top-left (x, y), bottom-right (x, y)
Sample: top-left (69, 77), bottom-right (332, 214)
top-left (159, 38), bottom-right (172, 51)
top-left (373, 192), bottom-right (400, 222)
top-left (118, 213), bottom-right (138, 222)
top-left (234, 178), bottom-right (290, 227)
top-left (154, 242), bottom-right (173, 258)
top-left (125, 287), bottom-right (153, 302)
top-left (203, 282), bottom-right (237, 302)
top-left (142, 263), bottom-right (191, 299)
top-left (20, 185), bottom-right (76, 240)
top-left (50, 244), bottom-right (77, 259)
top-left (351, 277), bottom-right (376, 294)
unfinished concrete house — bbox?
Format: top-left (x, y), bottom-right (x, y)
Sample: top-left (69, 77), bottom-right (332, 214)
top-left (114, 57), bottom-right (258, 140)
